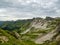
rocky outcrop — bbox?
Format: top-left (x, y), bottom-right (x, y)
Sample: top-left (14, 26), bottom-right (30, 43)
top-left (21, 19), bottom-right (49, 34)
top-left (13, 31), bottom-right (21, 39)
top-left (34, 26), bottom-right (60, 44)
top-left (31, 19), bottom-right (47, 28)
top-left (0, 36), bottom-right (9, 43)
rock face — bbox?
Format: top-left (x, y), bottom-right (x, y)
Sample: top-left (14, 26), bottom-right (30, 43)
top-left (34, 29), bottom-right (57, 44)
top-left (20, 17), bottom-right (60, 44)
top-left (0, 36), bottom-right (9, 43)
top-left (21, 18), bottom-right (49, 34)
top-left (34, 26), bottom-right (60, 44)
top-left (56, 35), bottom-right (60, 41)
top-left (31, 19), bottom-right (48, 29)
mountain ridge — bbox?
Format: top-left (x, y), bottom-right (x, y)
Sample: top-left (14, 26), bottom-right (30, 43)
top-left (0, 17), bottom-right (60, 45)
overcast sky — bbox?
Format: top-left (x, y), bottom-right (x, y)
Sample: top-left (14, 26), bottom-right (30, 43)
top-left (0, 0), bottom-right (60, 21)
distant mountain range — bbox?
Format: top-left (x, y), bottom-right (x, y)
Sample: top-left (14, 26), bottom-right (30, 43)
top-left (0, 21), bottom-right (4, 26)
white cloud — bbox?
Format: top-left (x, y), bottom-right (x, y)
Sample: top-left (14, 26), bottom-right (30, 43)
top-left (0, 0), bottom-right (60, 21)
top-left (0, 8), bottom-right (7, 12)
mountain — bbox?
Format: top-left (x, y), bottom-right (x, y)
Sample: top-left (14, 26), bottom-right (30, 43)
top-left (0, 17), bottom-right (60, 45)
top-left (0, 21), bottom-right (4, 26)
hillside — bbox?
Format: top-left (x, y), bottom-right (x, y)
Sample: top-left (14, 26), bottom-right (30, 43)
top-left (0, 17), bottom-right (60, 45)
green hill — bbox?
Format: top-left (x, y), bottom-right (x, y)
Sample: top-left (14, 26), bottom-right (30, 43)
top-left (0, 17), bottom-right (60, 45)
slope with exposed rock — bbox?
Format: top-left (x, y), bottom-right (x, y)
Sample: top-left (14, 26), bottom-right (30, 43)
top-left (0, 17), bottom-right (60, 45)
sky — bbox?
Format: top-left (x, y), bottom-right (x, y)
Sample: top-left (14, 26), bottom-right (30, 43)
top-left (0, 0), bottom-right (60, 21)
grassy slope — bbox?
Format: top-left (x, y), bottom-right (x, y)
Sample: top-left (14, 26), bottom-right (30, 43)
top-left (0, 29), bottom-right (39, 45)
